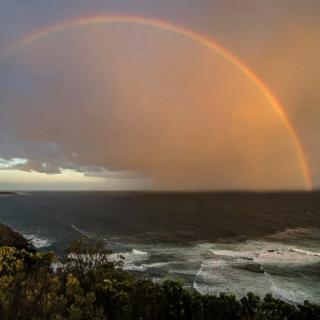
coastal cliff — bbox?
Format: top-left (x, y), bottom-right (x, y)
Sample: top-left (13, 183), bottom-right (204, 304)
top-left (0, 223), bottom-right (34, 251)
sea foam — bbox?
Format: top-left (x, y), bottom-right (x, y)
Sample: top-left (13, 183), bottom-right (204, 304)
top-left (24, 234), bottom-right (52, 249)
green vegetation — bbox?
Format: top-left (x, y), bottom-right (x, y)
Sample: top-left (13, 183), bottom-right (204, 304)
top-left (0, 237), bottom-right (319, 320)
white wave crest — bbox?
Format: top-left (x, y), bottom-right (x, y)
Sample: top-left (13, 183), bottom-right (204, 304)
top-left (24, 234), bottom-right (52, 248)
top-left (169, 269), bottom-right (196, 275)
top-left (144, 262), bottom-right (170, 268)
top-left (70, 224), bottom-right (96, 238)
top-left (210, 243), bottom-right (320, 265)
top-left (123, 265), bottom-right (147, 272)
top-left (109, 248), bottom-right (149, 272)
top-left (289, 247), bottom-right (320, 257)
top-left (268, 227), bottom-right (320, 241)
top-left (132, 249), bottom-right (148, 256)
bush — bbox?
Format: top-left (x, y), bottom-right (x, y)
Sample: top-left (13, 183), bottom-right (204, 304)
top-left (0, 237), bottom-right (319, 320)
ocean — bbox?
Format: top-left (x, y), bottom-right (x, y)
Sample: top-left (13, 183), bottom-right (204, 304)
top-left (0, 191), bottom-right (320, 304)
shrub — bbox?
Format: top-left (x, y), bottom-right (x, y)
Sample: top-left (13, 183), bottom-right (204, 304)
top-left (0, 238), bottom-right (319, 320)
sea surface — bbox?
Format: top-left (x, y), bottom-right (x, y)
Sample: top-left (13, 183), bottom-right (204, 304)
top-left (1, 191), bottom-right (320, 304)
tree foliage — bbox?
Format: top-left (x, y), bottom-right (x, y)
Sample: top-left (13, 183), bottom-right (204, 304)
top-left (0, 237), bottom-right (319, 320)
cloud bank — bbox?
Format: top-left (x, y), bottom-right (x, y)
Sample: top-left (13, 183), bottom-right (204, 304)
top-left (0, 23), bottom-right (307, 190)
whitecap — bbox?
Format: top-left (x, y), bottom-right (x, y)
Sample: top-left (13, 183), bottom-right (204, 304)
top-left (209, 241), bottom-right (320, 265)
top-left (123, 265), bottom-right (147, 272)
top-left (268, 277), bottom-right (320, 304)
top-left (210, 249), bottom-right (255, 261)
top-left (192, 239), bottom-right (320, 303)
top-left (70, 224), bottom-right (96, 238)
top-left (143, 262), bottom-right (170, 268)
top-left (108, 248), bottom-right (149, 271)
top-left (132, 249), bottom-right (148, 255)
top-left (268, 227), bottom-right (320, 241)
top-left (169, 269), bottom-right (196, 275)
top-left (289, 247), bottom-right (320, 257)
top-left (24, 234), bottom-right (52, 249)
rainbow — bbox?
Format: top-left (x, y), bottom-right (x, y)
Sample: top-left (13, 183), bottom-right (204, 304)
top-left (0, 14), bottom-right (312, 189)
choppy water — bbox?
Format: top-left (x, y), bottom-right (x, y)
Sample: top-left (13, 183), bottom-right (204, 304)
top-left (1, 191), bottom-right (320, 304)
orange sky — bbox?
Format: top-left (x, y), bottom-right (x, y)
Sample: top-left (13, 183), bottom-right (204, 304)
top-left (0, 1), bottom-right (319, 190)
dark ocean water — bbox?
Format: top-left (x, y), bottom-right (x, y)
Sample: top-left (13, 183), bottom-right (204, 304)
top-left (1, 191), bottom-right (320, 303)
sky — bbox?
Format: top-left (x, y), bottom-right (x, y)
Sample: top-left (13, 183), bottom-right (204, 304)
top-left (0, 0), bottom-right (319, 191)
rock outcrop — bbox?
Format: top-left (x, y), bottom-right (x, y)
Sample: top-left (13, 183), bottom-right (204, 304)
top-left (0, 223), bottom-right (35, 251)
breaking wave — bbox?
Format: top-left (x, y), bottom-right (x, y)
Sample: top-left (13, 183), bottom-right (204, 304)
top-left (267, 227), bottom-right (320, 241)
top-left (24, 234), bottom-right (52, 249)
top-left (70, 224), bottom-right (96, 238)
top-left (109, 248), bottom-right (149, 271)
top-left (193, 236), bottom-right (320, 304)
